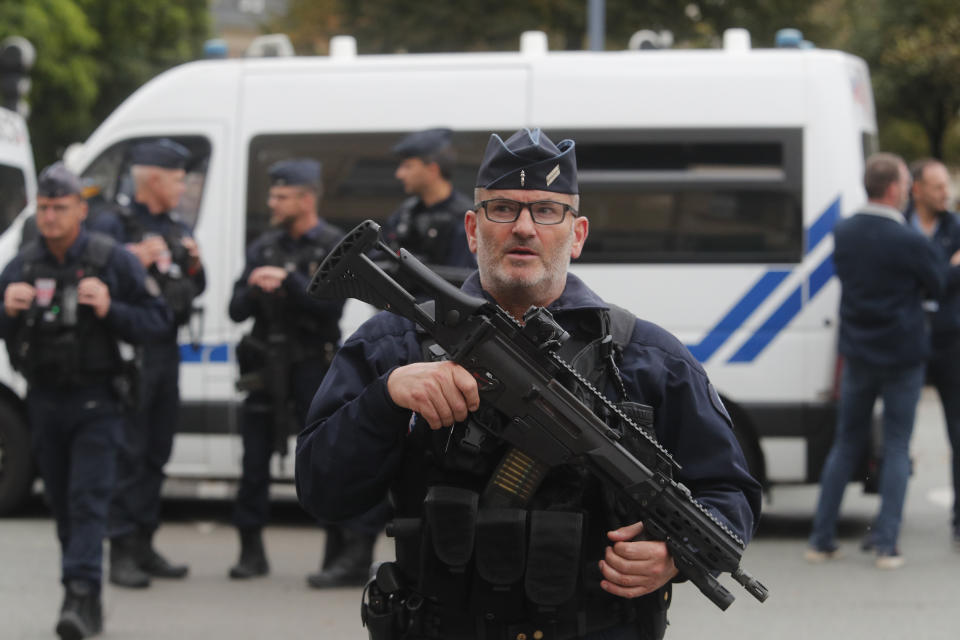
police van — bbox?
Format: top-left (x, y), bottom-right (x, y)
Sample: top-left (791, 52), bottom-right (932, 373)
top-left (0, 105), bottom-right (36, 513)
top-left (0, 29), bottom-right (879, 513)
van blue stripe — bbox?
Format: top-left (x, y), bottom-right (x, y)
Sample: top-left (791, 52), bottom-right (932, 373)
top-left (686, 270), bottom-right (790, 362)
top-left (727, 212), bottom-right (840, 363)
top-left (806, 197), bottom-right (840, 255)
top-left (180, 343), bottom-right (230, 363)
top-left (728, 286), bottom-right (803, 362)
top-left (809, 253), bottom-right (834, 298)
top-left (686, 196), bottom-right (841, 364)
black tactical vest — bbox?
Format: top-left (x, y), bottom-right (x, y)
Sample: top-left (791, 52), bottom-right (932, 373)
top-left (248, 227), bottom-right (344, 352)
top-left (387, 305), bottom-right (669, 640)
top-left (386, 193), bottom-right (471, 265)
top-left (118, 207), bottom-right (197, 326)
top-left (10, 234), bottom-right (123, 388)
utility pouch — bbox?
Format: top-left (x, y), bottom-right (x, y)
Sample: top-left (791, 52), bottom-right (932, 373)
top-left (161, 277), bottom-right (198, 326)
top-left (362, 580), bottom-right (401, 640)
top-left (475, 508), bottom-right (527, 585)
top-left (424, 486), bottom-right (478, 569)
top-left (524, 510), bottom-right (584, 606)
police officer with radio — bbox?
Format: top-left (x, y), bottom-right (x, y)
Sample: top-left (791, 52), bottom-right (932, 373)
top-left (297, 129), bottom-right (760, 639)
top-left (227, 159), bottom-right (349, 581)
top-left (382, 128), bottom-right (476, 271)
top-left (0, 163), bottom-right (171, 639)
top-left (89, 139), bottom-right (206, 588)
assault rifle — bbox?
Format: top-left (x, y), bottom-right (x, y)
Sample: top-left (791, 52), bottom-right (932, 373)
top-left (307, 220), bottom-right (769, 611)
top-left (235, 294), bottom-right (297, 459)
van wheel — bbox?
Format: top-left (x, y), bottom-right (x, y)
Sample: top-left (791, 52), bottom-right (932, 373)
top-left (0, 401), bottom-right (33, 516)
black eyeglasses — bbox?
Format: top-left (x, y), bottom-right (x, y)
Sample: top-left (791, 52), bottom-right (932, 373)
top-left (474, 199), bottom-right (578, 225)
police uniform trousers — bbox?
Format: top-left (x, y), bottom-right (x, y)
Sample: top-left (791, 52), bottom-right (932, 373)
top-left (927, 333), bottom-right (960, 528)
top-left (233, 359), bottom-right (327, 529)
top-left (109, 341), bottom-right (180, 538)
top-left (28, 384), bottom-right (122, 588)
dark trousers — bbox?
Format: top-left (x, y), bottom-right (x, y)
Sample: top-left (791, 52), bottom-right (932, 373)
top-left (233, 360), bottom-right (390, 535)
top-left (233, 360), bottom-right (327, 530)
top-left (28, 385), bottom-right (122, 588)
top-left (109, 346), bottom-right (180, 538)
top-left (927, 336), bottom-right (960, 527)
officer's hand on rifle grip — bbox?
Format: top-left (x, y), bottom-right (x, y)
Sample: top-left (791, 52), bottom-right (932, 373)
top-left (599, 521), bottom-right (678, 599)
top-left (387, 361), bottom-right (480, 430)
top-left (4, 282), bottom-right (36, 317)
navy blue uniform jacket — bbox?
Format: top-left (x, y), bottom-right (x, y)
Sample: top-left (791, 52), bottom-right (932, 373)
top-left (296, 272), bottom-right (761, 545)
top-left (833, 203), bottom-right (945, 367)
top-left (228, 221), bottom-right (345, 331)
top-left (0, 230), bottom-right (173, 343)
top-left (89, 201), bottom-right (206, 343)
top-left (905, 207), bottom-right (960, 347)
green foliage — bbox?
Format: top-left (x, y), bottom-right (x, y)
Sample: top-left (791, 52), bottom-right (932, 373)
top-left (0, 0), bottom-right (99, 166)
top-left (77, 0), bottom-right (211, 128)
top-left (879, 118), bottom-right (931, 162)
top-left (846, 0), bottom-right (960, 160)
top-left (0, 0), bottom-right (209, 166)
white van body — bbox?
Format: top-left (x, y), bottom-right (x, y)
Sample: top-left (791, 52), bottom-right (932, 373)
top-left (0, 105), bottom-right (35, 512)
top-left (0, 32), bottom-right (878, 510)
top-left (0, 106), bottom-right (35, 283)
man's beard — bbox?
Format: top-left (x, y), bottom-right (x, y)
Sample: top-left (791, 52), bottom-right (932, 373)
top-left (477, 231), bottom-right (573, 308)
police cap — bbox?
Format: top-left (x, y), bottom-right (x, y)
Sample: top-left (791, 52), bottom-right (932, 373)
top-left (129, 139), bottom-right (190, 169)
top-left (475, 128), bottom-right (578, 195)
top-left (268, 158), bottom-right (322, 189)
top-left (393, 128), bottom-right (452, 159)
top-left (37, 162), bottom-right (82, 198)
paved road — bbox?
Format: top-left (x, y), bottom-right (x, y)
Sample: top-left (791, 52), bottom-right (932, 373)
top-left (2, 390), bottom-right (957, 639)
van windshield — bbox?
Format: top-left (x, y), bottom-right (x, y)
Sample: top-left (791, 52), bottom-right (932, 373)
top-left (80, 136), bottom-right (212, 230)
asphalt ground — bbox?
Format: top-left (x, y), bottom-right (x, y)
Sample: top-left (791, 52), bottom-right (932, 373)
top-left (1, 389), bottom-right (957, 639)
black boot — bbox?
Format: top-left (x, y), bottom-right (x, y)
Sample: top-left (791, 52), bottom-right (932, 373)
top-left (138, 530), bottom-right (189, 579)
top-left (306, 531), bottom-right (376, 589)
top-left (109, 535), bottom-right (150, 589)
top-left (56, 580), bottom-right (102, 640)
top-left (321, 525), bottom-right (344, 570)
top-left (228, 528), bottom-right (269, 579)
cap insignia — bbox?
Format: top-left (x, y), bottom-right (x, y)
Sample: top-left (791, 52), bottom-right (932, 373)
top-left (546, 164), bottom-right (560, 187)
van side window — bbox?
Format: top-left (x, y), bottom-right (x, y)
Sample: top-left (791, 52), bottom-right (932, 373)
top-left (247, 130), bottom-right (802, 263)
top-left (0, 165), bottom-right (27, 235)
top-left (80, 136), bottom-right (212, 230)
top-left (245, 133), bottom-right (490, 247)
top-left (564, 128), bottom-right (804, 264)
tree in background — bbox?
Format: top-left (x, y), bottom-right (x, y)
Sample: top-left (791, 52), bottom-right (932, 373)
top-left (847, 0), bottom-right (960, 160)
top-left (78, 1), bottom-right (209, 131)
top-left (0, 0), bottom-right (208, 166)
top-left (273, 0), bottom-right (959, 163)
top-left (0, 0), bottom-right (99, 167)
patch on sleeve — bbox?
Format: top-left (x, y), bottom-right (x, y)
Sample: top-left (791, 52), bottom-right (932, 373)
top-left (145, 275), bottom-right (161, 298)
top-left (708, 383), bottom-right (733, 426)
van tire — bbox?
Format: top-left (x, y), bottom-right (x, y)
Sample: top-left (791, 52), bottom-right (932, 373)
top-left (0, 400), bottom-right (33, 516)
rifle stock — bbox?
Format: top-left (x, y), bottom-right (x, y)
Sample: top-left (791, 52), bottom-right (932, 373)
top-left (308, 220), bottom-right (769, 610)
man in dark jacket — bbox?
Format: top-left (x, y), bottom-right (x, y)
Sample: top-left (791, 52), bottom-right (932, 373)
top-left (0, 163), bottom-right (172, 639)
top-left (381, 128), bottom-right (476, 270)
top-left (807, 152), bottom-right (944, 569)
top-left (905, 157), bottom-right (960, 549)
top-left (296, 128), bottom-right (760, 639)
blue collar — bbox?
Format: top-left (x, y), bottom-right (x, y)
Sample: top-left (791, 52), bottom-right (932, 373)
top-left (461, 271), bottom-right (609, 314)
